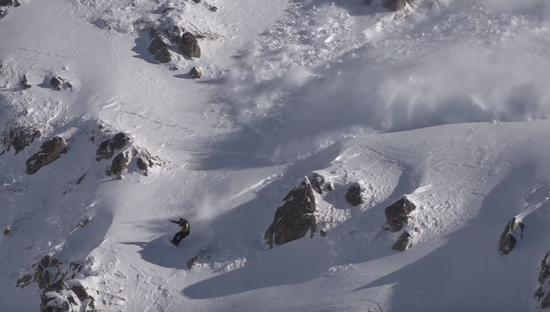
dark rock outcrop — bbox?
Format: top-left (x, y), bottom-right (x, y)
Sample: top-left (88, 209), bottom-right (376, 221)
top-left (148, 36), bottom-right (171, 63)
top-left (40, 279), bottom-right (96, 312)
top-left (186, 247), bottom-right (209, 269)
top-left (4, 225), bottom-right (10, 236)
top-left (189, 66), bottom-right (202, 79)
top-left (264, 176), bottom-right (318, 249)
top-left (385, 197), bottom-right (416, 232)
top-left (50, 76), bottom-right (63, 90)
top-left (310, 172), bottom-right (333, 194)
top-left (498, 217), bottom-right (525, 255)
top-left (345, 183), bottom-right (364, 206)
top-left (535, 252), bottom-right (550, 309)
top-left (21, 74), bottom-right (31, 89)
top-left (17, 255), bottom-right (85, 290)
top-left (0, 0), bottom-right (13, 6)
top-left (95, 132), bottom-right (131, 161)
top-left (392, 231), bottom-right (411, 251)
top-left (26, 136), bottom-right (68, 175)
top-left (179, 32), bottom-right (201, 59)
top-left (1, 126), bottom-right (41, 155)
top-left (384, 0), bottom-right (414, 11)
top-left (107, 151), bottom-right (131, 180)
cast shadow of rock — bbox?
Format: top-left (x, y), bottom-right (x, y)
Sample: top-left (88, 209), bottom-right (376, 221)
top-left (182, 142), bottom-right (344, 299)
top-left (352, 163), bottom-right (550, 311)
top-left (131, 32), bottom-right (157, 65)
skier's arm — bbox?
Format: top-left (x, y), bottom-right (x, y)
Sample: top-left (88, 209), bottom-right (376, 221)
top-left (169, 220), bottom-right (179, 224)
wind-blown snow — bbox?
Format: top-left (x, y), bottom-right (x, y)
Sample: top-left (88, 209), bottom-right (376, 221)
top-left (2, 0), bottom-right (550, 311)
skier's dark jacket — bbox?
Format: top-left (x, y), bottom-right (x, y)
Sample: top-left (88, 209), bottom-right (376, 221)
top-left (171, 218), bottom-right (190, 232)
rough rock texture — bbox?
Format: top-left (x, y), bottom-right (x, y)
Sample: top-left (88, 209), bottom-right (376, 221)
top-left (179, 32), bottom-right (201, 58)
top-left (107, 150), bottom-right (131, 180)
top-left (95, 132), bottom-right (131, 161)
top-left (26, 136), bottom-right (68, 175)
top-left (310, 172), bottom-right (333, 194)
top-left (392, 231), bottom-right (411, 251)
top-left (345, 183), bottom-right (365, 206)
top-left (50, 76), bottom-right (63, 90)
top-left (186, 247), bottom-right (210, 269)
top-left (148, 36), bottom-right (171, 63)
top-left (21, 74), bottom-right (31, 89)
top-left (40, 279), bottom-right (96, 312)
top-left (384, 0), bottom-right (414, 11)
top-left (0, 0), bottom-right (13, 6)
top-left (4, 226), bottom-right (10, 236)
top-left (189, 66), bottom-right (202, 79)
top-left (136, 149), bottom-right (159, 176)
top-left (16, 255), bottom-right (85, 290)
top-left (498, 217), bottom-right (525, 255)
top-left (385, 197), bottom-right (416, 232)
top-left (535, 252), bottom-right (550, 309)
top-left (264, 176), bottom-right (318, 249)
top-left (1, 125), bottom-right (41, 155)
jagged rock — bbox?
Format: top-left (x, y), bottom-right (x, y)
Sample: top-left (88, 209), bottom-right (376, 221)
top-left (76, 217), bottom-right (90, 228)
top-left (186, 247), bottom-right (209, 269)
top-left (179, 32), bottom-right (201, 59)
top-left (345, 183), bottom-right (364, 206)
top-left (0, 0), bottom-right (13, 6)
top-left (264, 177), bottom-right (317, 249)
top-left (310, 173), bottom-right (333, 194)
top-left (209, 6), bottom-right (218, 12)
top-left (107, 150), bottom-right (131, 179)
top-left (535, 252), bottom-right (550, 309)
top-left (498, 217), bottom-right (525, 255)
top-left (189, 66), bottom-right (202, 79)
top-left (26, 136), bottom-right (68, 175)
top-left (50, 76), bottom-right (63, 90)
top-left (1, 125), bottom-right (41, 155)
top-left (40, 279), bottom-right (96, 312)
top-left (4, 226), bottom-right (10, 236)
top-left (148, 36), bottom-right (172, 63)
top-left (385, 197), bottom-right (416, 232)
top-left (21, 74), bottom-right (31, 89)
top-left (384, 0), bottom-right (414, 11)
top-left (17, 255), bottom-right (85, 290)
top-left (392, 231), bottom-right (411, 251)
top-left (95, 132), bottom-right (131, 161)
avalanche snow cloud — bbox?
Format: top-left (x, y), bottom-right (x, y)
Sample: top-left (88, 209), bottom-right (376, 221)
top-left (222, 0), bottom-right (550, 162)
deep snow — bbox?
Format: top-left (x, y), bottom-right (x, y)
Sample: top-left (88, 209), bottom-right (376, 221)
top-left (2, 0), bottom-right (550, 311)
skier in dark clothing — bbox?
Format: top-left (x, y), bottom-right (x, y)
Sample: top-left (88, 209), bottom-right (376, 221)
top-left (170, 218), bottom-right (190, 247)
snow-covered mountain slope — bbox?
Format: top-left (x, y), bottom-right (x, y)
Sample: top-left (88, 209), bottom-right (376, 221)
top-left (2, 0), bottom-right (550, 311)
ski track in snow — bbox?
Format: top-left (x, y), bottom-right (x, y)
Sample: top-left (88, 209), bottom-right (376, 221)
top-left (2, 0), bottom-right (550, 311)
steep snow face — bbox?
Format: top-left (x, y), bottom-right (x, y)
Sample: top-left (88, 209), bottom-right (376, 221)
top-left (2, 0), bottom-right (550, 311)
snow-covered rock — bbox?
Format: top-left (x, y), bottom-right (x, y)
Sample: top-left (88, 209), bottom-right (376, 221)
top-left (498, 217), bottom-right (525, 255)
top-left (392, 231), bottom-right (411, 251)
top-left (264, 176), bottom-right (318, 249)
top-left (26, 136), bottom-right (68, 175)
top-left (40, 279), bottom-right (96, 312)
top-left (95, 132), bottom-right (131, 161)
top-left (535, 252), bottom-right (550, 309)
top-left (1, 125), bottom-right (41, 155)
top-left (384, 197), bottom-right (416, 233)
top-left (179, 32), bottom-right (201, 59)
top-left (345, 183), bottom-right (365, 206)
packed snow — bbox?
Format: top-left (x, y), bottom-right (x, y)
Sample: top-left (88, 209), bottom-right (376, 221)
top-left (2, 0), bottom-right (550, 311)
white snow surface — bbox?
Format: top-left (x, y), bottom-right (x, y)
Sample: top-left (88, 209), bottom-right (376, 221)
top-left (2, 0), bottom-right (550, 311)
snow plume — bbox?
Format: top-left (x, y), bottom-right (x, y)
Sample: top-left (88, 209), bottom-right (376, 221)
top-left (221, 0), bottom-right (550, 163)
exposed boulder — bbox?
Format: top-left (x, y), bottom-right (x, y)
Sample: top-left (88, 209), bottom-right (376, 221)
top-left (49, 76), bottom-right (72, 90)
top-left (4, 225), bottom-right (10, 236)
top-left (17, 255), bottom-right (85, 290)
top-left (95, 132), bottom-right (131, 161)
top-left (535, 252), bottom-right (550, 309)
top-left (186, 247), bottom-right (210, 269)
top-left (189, 66), bottom-right (202, 79)
top-left (135, 149), bottom-right (160, 176)
top-left (26, 136), bottom-right (68, 175)
top-left (0, 7), bottom-right (7, 18)
top-left (392, 231), bottom-right (411, 251)
top-left (0, 0), bottom-right (13, 6)
top-left (310, 172), bottom-right (333, 194)
top-left (148, 36), bottom-right (171, 63)
top-left (264, 176), bottom-right (318, 249)
top-left (107, 150), bottom-right (131, 180)
top-left (498, 217), bottom-right (525, 255)
top-left (179, 32), bottom-right (201, 59)
top-left (1, 125), bottom-right (41, 155)
top-left (384, 0), bottom-right (414, 11)
top-left (21, 74), bottom-right (31, 89)
top-left (384, 197), bottom-right (416, 232)
top-left (40, 279), bottom-right (96, 312)
top-left (192, 0), bottom-right (201, 3)
top-left (345, 183), bottom-right (365, 206)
